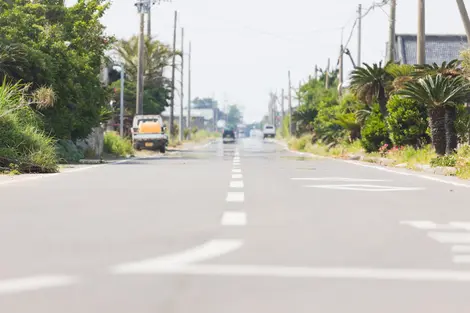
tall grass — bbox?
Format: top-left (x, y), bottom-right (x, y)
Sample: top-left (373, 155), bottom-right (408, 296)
top-left (190, 129), bottom-right (220, 142)
top-left (103, 132), bottom-right (133, 157)
top-left (0, 82), bottom-right (58, 173)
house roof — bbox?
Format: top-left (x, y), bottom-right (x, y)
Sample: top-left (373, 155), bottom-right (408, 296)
top-left (388, 34), bottom-right (468, 65)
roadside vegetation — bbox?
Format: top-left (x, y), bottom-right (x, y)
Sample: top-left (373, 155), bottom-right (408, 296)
top-left (103, 132), bottom-right (134, 157)
top-left (0, 0), bottom-right (112, 173)
top-left (280, 56), bottom-right (470, 180)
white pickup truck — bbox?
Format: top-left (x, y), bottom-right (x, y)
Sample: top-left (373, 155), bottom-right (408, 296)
top-left (131, 115), bottom-right (168, 153)
top-left (263, 124), bottom-right (276, 139)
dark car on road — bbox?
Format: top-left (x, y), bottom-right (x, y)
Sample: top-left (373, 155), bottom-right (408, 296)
top-left (222, 128), bottom-right (236, 143)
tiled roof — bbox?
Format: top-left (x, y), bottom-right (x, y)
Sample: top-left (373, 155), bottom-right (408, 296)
top-left (388, 34), bottom-right (468, 65)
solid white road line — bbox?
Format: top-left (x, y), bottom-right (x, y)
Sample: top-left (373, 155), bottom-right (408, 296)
top-left (304, 184), bottom-right (425, 192)
top-left (277, 140), bottom-right (470, 189)
top-left (226, 192), bottom-right (244, 202)
top-left (111, 240), bottom-right (243, 274)
top-left (230, 181), bottom-right (244, 188)
top-left (452, 245), bottom-right (470, 253)
top-left (453, 255), bottom-right (470, 264)
top-left (343, 160), bottom-right (470, 189)
top-left (112, 263), bottom-right (470, 282)
top-left (400, 221), bottom-right (457, 230)
top-left (291, 177), bottom-right (392, 182)
top-left (0, 275), bottom-right (78, 295)
top-left (221, 212), bottom-right (247, 226)
top-left (232, 174), bottom-right (243, 179)
top-left (428, 232), bottom-right (470, 244)
top-left (232, 169), bottom-right (242, 173)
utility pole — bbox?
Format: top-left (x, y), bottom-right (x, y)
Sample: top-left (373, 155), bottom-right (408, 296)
top-left (338, 44), bottom-right (344, 96)
top-left (288, 71), bottom-right (293, 136)
top-left (179, 28), bottom-right (184, 142)
top-left (187, 41), bottom-right (192, 137)
top-left (135, 3), bottom-right (146, 115)
top-left (314, 65), bottom-right (318, 80)
top-left (388, 0), bottom-right (397, 62)
top-left (357, 4), bottom-right (362, 66)
top-left (325, 58), bottom-right (330, 89)
top-left (280, 88), bottom-right (285, 125)
top-left (298, 81), bottom-right (302, 107)
top-left (456, 0), bottom-right (470, 43)
top-left (147, 9), bottom-right (152, 37)
top-left (417, 0), bottom-right (426, 65)
top-left (169, 10), bottom-right (177, 138)
top-left (120, 66), bottom-right (125, 137)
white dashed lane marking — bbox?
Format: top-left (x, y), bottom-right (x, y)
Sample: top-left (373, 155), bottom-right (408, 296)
top-left (427, 232), bottom-right (470, 244)
top-left (230, 181), bottom-right (244, 188)
top-left (221, 212), bottom-right (247, 226)
top-left (226, 192), bottom-right (244, 202)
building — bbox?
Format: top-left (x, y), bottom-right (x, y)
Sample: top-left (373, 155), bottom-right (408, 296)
top-left (386, 34), bottom-right (468, 65)
top-left (160, 106), bottom-right (214, 131)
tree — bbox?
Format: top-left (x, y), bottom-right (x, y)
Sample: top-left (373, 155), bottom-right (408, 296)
top-left (192, 97), bottom-right (218, 109)
top-left (227, 104), bottom-right (242, 127)
top-left (399, 74), bottom-right (470, 155)
top-left (349, 62), bottom-right (393, 117)
top-left (113, 36), bottom-right (175, 115)
top-left (0, 0), bottom-right (113, 140)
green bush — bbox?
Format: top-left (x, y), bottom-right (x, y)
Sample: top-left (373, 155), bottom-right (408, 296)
top-left (288, 135), bottom-right (310, 151)
top-left (55, 139), bottom-right (84, 163)
top-left (0, 83), bottom-right (58, 173)
top-left (455, 104), bottom-right (470, 144)
top-left (184, 128), bottom-right (191, 139)
top-left (430, 155), bottom-right (457, 167)
top-left (360, 110), bottom-right (392, 153)
top-left (386, 95), bottom-right (429, 147)
top-left (104, 132), bottom-right (133, 156)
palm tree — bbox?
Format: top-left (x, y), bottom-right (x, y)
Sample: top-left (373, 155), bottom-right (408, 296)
top-left (114, 36), bottom-right (176, 85)
top-left (113, 36), bottom-right (177, 115)
top-left (386, 63), bottom-right (415, 92)
top-left (349, 62), bottom-right (393, 117)
top-left (413, 60), bottom-right (462, 78)
top-left (0, 42), bottom-right (28, 81)
top-left (399, 74), bottom-right (470, 155)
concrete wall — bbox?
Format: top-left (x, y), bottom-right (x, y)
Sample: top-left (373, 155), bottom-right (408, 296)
top-left (76, 127), bottom-right (104, 158)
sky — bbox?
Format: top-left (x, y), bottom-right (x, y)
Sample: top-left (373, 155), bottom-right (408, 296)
top-left (68, 0), bottom-right (470, 123)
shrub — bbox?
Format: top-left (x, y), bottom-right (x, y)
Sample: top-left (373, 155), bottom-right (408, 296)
top-left (0, 83), bottom-right (58, 173)
top-left (103, 131), bottom-right (133, 156)
top-left (386, 95), bottom-right (429, 147)
top-left (455, 104), bottom-right (470, 144)
top-left (55, 139), bottom-right (84, 163)
top-left (360, 110), bottom-right (392, 153)
top-left (288, 135), bottom-right (311, 151)
top-left (184, 128), bottom-right (191, 139)
top-left (430, 155), bottom-right (457, 167)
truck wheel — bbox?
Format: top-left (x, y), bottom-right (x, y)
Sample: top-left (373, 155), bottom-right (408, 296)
top-left (159, 146), bottom-right (166, 153)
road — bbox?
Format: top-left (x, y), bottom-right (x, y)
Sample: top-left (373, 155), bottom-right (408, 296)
top-left (2, 136), bottom-right (470, 312)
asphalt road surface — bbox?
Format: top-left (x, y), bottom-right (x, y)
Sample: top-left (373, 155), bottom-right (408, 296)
top-left (2, 137), bottom-right (470, 312)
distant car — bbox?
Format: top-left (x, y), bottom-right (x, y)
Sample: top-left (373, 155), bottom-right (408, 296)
top-left (222, 128), bottom-right (236, 143)
top-left (263, 124), bottom-right (276, 139)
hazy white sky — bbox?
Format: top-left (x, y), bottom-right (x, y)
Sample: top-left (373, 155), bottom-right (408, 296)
top-left (71, 0), bottom-right (469, 122)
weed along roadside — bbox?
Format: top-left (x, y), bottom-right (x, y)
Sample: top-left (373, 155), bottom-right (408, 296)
top-left (278, 59), bottom-right (470, 181)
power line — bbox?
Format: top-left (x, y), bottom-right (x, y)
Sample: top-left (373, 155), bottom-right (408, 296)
top-left (343, 0), bottom-right (391, 51)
